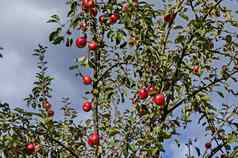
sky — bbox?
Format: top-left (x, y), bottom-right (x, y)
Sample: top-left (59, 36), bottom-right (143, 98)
top-left (0, 0), bottom-right (237, 158)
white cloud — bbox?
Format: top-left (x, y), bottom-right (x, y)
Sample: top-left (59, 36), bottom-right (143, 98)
top-left (0, 47), bottom-right (89, 120)
top-left (0, 0), bottom-right (58, 24)
top-left (0, 49), bottom-right (34, 106)
top-left (0, 0), bottom-right (64, 106)
top-left (0, 0), bottom-right (63, 49)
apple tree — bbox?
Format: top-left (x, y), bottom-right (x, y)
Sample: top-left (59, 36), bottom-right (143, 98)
top-left (1, 0), bottom-right (238, 158)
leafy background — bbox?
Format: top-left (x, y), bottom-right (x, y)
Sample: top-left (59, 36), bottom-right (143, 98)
top-left (0, 0), bottom-right (238, 157)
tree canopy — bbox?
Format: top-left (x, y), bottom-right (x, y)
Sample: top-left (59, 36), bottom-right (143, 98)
top-left (1, 0), bottom-right (238, 158)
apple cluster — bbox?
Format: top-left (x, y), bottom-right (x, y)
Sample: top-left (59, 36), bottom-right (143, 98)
top-left (42, 100), bottom-right (54, 117)
top-left (64, 0), bottom-right (204, 151)
top-left (70, 0), bottom-right (203, 149)
top-left (135, 84), bottom-right (165, 114)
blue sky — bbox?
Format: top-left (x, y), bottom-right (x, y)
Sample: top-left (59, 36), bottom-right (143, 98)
top-left (0, 0), bottom-right (237, 157)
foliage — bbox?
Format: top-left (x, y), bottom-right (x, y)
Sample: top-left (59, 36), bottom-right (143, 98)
top-left (1, 0), bottom-right (238, 158)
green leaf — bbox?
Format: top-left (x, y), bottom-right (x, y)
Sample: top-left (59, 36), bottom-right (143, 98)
top-left (78, 56), bottom-right (89, 68)
top-left (108, 128), bottom-right (120, 136)
top-left (49, 27), bottom-right (62, 42)
top-left (70, 17), bottom-right (81, 29)
top-left (52, 36), bottom-right (64, 45)
top-left (129, 144), bottom-right (136, 152)
top-left (67, 1), bottom-right (77, 17)
top-left (225, 34), bottom-right (232, 43)
top-left (179, 13), bottom-right (189, 21)
top-left (200, 95), bottom-right (210, 102)
top-left (175, 35), bottom-right (186, 44)
top-left (175, 139), bottom-right (180, 147)
top-left (151, 147), bottom-right (160, 155)
top-left (14, 107), bottom-right (24, 113)
top-left (47, 14), bottom-right (60, 23)
top-left (216, 91), bottom-right (224, 98)
top-left (190, 18), bottom-right (205, 28)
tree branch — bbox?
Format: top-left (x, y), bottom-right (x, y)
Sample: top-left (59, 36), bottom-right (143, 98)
top-left (12, 124), bottom-right (80, 158)
top-left (163, 0), bottom-right (226, 120)
top-left (95, 62), bottom-right (128, 84)
top-left (163, 70), bottom-right (238, 120)
top-left (189, 0), bottom-right (198, 19)
top-left (49, 137), bottom-right (80, 158)
top-left (207, 142), bottom-right (226, 158)
top-left (203, 0), bottom-right (223, 20)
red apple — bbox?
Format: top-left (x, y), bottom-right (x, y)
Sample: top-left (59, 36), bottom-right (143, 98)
top-left (90, 7), bottom-right (97, 17)
top-left (122, 3), bottom-right (129, 12)
top-left (82, 75), bottom-right (92, 85)
top-left (153, 93), bottom-right (165, 106)
top-left (47, 109), bottom-right (54, 117)
top-left (99, 15), bottom-right (105, 24)
top-left (87, 132), bottom-right (99, 145)
top-left (205, 142), bottom-right (212, 149)
top-left (109, 13), bottom-right (119, 24)
top-left (42, 100), bottom-right (51, 110)
top-left (147, 85), bottom-right (157, 95)
top-left (82, 0), bottom-right (95, 10)
top-left (87, 137), bottom-right (93, 145)
top-left (193, 65), bottom-right (201, 75)
top-left (83, 101), bottom-right (92, 112)
top-left (88, 41), bottom-right (97, 50)
top-left (138, 88), bottom-right (148, 100)
top-left (26, 143), bottom-right (35, 154)
top-left (164, 14), bottom-right (175, 23)
top-left (75, 36), bottom-right (87, 48)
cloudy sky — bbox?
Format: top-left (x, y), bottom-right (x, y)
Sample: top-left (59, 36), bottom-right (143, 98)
top-left (0, 0), bottom-right (86, 116)
top-left (0, 1), bottom-right (237, 158)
